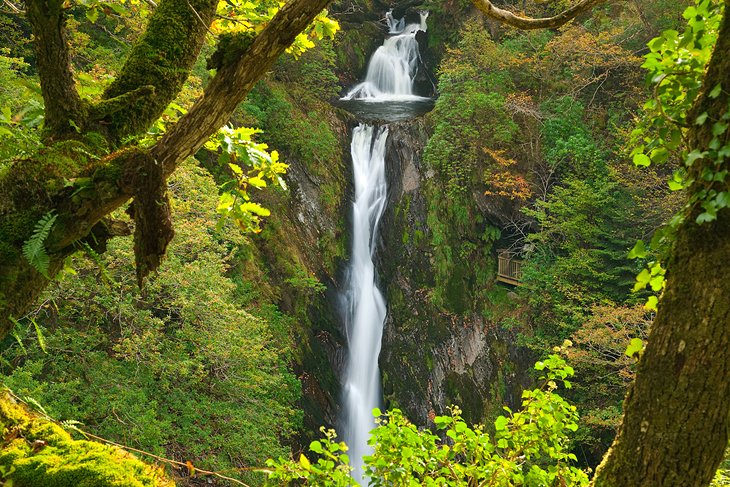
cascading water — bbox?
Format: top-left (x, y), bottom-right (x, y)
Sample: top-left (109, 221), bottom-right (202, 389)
top-left (340, 11), bottom-right (428, 483)
top-left (342, 11), bottom-right (429, 101)
top-left (341, 125), bottom-right (389, 481)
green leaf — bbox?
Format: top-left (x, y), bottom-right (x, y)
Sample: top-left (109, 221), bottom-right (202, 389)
top-left (712, 122), bottom-right (728, 137)
top-left (709, 83), bottom-right (722, 98)
top-left (633, 268), bottom-right (651, 292)
top-left (31, 318), bottom-right (47, 354)
top-left (649, 274), bottom-right (665, 292)
top-left (695, 111), bottom-right (709, 125)
top-left (248, 176), bottom-right (268, 188)
top-left (696, 211), bottom-right (716, 223)
top-left (239, 202), bottom-right (271, 217)
top-left (628, 240), bottom-right (647, 259)
top-left (22, 211), bottom-right (57, 279)
top-left (299, 454), bottom-right (311, 469)
top-left (494, 416), bottom-right (509, 431)
top-left (716, 192), bottom-right (730, 209)
top-left (625, 338), bottom-right (644, 357)
top-left (644, 295), bottom-right (659, 312)
top-left (309, 440), bottom-right (323, 454)
top-left (633, 153), bottom-right (651, 167)
top-left (86, 7), bottom-right (99, 23)
top-left (668, 172), bottom-right (684, 191)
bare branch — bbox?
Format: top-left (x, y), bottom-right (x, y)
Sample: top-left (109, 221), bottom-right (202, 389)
top-left (2, 0), bottom-right (21, 13)
top-left (471, 0), bottom-right (609, 30)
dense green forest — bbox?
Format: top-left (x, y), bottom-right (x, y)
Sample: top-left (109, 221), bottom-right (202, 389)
top-left (0, 0), bottom-right (728, 485)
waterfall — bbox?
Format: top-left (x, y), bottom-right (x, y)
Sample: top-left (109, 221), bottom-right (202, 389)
top-left (342, 11), bottom-right (429, 102)
top-left (342, 125), bottom-right (389, 481)
top-left (340, 11), bottom-right (428, 484)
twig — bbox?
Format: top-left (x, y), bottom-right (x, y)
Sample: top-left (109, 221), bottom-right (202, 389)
top-left (186, 0), bottom-right (217, 39)
top-left (2, 0), bottom-right (21, 13)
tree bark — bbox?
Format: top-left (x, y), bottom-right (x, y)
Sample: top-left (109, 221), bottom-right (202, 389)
top-left (153, 0), bottom-right (332, 175)
top-left (26, 0), bottom-right (85, 140)
top-left (593, 3), bottom-right (730, 485)
top-left (95, 0), bottom-right (217, 143)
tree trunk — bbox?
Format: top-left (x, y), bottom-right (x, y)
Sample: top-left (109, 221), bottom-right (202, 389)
top-left (26, 0), bottom-right (85, 140)
top-left (593, 3), bottom-right (730, 484)
top-left (97, 0), bottom-right (217, 143)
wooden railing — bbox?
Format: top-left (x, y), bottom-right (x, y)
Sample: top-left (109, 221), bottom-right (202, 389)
top-left (497, 249), bottom-right (523, 286)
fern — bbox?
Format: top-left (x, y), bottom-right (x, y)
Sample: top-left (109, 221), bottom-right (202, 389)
top-left (22, 211), bottom-right (57, 278)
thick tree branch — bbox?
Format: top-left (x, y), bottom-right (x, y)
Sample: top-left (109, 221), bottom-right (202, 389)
top-left (0, 0), bottom-right (334, 335)
top-left (471, 0), bottom-right (609, 30)
top-left (152, 0), bottom-right (332, 176)
top-left (95, 0), bottom-right (218, 143)
top-left (26, 0), bottom-right (85, 139)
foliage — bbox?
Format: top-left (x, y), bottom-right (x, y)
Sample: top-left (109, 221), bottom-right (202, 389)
top-left (631, 0), bottom-right (727, 224)
top-left (68, 0), bottom-right (339, 58)
top-left (0, 49), bottom-right (42, 162)
top-left (21, 211), bottom-right (57, 279)
top-left (483, 148), bottom-right (532, 201)
top-left (205, 125), bottom-right (287, 233)
top-left (624, 0), bottom-right (727, 312)
top-left (267, 352), bottom-right (588, 486)
top-left (563, 305), bottom-right (651, 464)
top-left (521, 175), bottom-right (641, 335)
top-left (1, 163), bottom-right (301, 485)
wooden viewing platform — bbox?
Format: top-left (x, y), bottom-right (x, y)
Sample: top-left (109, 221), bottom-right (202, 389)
top-left (497, 249), bottom-right (523, 286)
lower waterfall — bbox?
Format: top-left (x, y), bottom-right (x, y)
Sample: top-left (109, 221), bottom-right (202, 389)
top-left (342, 124), bottom-right (389, 481)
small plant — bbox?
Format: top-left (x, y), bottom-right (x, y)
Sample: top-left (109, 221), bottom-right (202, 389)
top-left (22, 211), bottom-right (57, 278)
top-left (266, 350), bottom-right (589, 486)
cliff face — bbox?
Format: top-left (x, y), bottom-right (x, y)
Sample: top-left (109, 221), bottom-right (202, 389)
top-left (377, 120), bottom-right (532, 425)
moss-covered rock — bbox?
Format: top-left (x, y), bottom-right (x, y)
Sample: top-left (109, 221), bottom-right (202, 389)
top-left (0, 390), bottom-right (174, 487)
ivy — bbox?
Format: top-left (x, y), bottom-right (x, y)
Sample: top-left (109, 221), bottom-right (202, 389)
top-left (630, 0), bottom-right (728, 223)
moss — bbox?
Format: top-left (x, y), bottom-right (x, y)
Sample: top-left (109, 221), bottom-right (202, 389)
top-left (100, 0), bottom-right (214, 141)
top-left (206, 32), bottom-right (257, 71)
top-left (0, 391), bottom-right (174, 487)
top-left (444, 372), bottom-right (484, 425)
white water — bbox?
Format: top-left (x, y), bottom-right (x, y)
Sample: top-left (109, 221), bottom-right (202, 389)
top-left (340, 11), bottom-right (428, 484)
top-left (342, 124), bottom-right (389, 481)
top-left (342, 11), bottom-right (429, 102)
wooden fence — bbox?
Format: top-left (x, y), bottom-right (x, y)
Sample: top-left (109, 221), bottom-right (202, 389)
top-left (497, 249), bottom-right (523, 286)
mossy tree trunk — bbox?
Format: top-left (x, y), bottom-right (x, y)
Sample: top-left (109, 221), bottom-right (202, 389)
top-left (593, 3), bottom-right (730, 485)
top-left (25, 0), bottom-right (86, 140)
top-left (0, 0), bottom-right (331, 334)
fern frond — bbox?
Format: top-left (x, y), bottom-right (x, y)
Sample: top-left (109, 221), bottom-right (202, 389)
top-left (22, 211), bottom-right (57, 278)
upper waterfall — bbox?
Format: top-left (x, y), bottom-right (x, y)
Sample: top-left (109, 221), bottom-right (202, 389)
top-left (342, 11), bottom-right (429, 102)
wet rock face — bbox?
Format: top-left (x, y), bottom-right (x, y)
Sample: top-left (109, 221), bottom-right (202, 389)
top-left (377, 120), bottom-right (532, 426)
